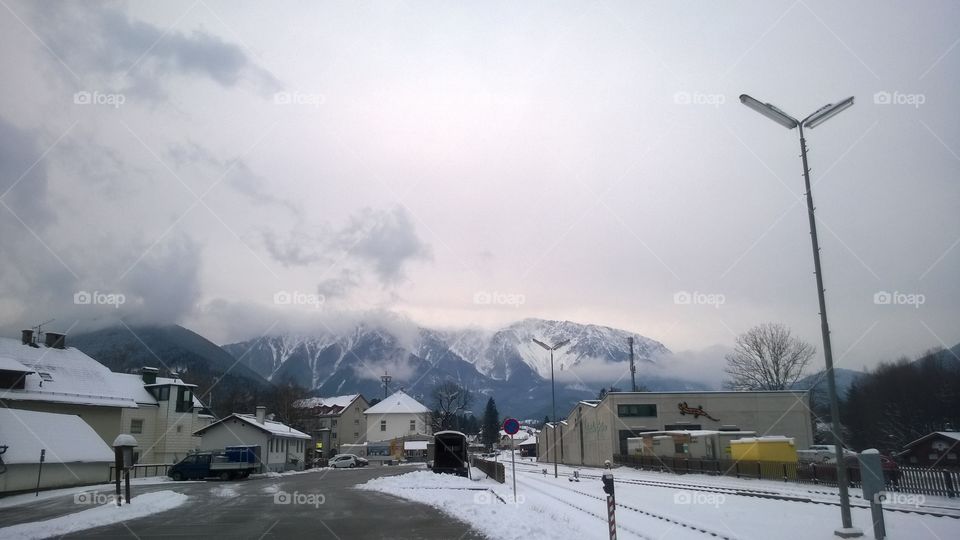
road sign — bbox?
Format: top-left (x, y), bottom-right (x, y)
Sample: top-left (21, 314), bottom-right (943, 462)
top-left (502, 418), bottom-right (520, 435)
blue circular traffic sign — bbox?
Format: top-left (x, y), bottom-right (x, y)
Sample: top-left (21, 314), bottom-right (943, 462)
top-left (502, 417), bottom-right (520, 435)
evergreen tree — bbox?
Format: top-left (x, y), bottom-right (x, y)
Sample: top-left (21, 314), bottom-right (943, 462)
top-left (481, 397), bottom-right (500, 448)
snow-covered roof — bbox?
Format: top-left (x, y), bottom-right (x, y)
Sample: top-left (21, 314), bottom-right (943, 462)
top-left (517, 435), bottom-right (538, 446)
top-left (0, 338), bottom-right (138, 408)
top-left (404, 440), bottom-right (428, 450)
top-left (194, 413), bottom-right (310, 439)
top-left (903, 431), bottom-right (960, 449)
top-left (293, 394), bottom-right (361, 414)
top-left (110, 373), bottom-right (208, 410)
top-left (364, 390), bottom-right (430, 415)
top-left (731, 436), bottom-right (795, 444)
top-left (0, 408), bottom-right (113, 464)
top-left (0, 356), bottom-right (33, 373)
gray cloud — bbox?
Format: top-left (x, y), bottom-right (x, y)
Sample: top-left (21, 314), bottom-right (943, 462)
top-left (263, 205), bottom-right (431, 288)
top-left (25, 2), bottom-right (279, 97)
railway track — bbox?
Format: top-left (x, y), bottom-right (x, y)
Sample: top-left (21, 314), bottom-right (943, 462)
top-left (507, 461), bottom-right (960, 520)
top-left (519, 472), bottom-right (737, 540)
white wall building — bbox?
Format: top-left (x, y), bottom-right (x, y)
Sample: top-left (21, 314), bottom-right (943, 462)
top-left (194, 407), bottom-right (310, 472)
top-left (0, 408), bottom-right (114, 493)
top-left (0, 333), bottom-right (214, 467)
top-left (364, 390), bottom-right (431, 443)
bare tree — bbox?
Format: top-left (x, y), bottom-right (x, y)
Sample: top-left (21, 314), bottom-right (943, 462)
top-left (430, 380), bottom-right (473, 432)
top-left (724, 323), bottom-right (815, 390)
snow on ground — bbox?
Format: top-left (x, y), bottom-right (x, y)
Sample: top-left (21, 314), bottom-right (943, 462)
top-left (363, 456), bottom-right (960, 540)
top-left (0, 490), bottom-right (187, 540)
top-left (357, 470), bottom-right (606, 540)
top-left (0, 477), bottom-right (195, 509)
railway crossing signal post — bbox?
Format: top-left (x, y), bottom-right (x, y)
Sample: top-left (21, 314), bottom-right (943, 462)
top-left (602, 472), bottom-right (617, 540)
top-left (503, 418), bottom-right (520, 503)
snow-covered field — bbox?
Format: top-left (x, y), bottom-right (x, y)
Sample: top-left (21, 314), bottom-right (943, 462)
top-left (359, 454), bottom-right (960, 540)
top-left (0, 490), bottom-right (187, 540)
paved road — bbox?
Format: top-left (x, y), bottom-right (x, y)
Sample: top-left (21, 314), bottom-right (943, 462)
top-left (1, 466), bottom-right (483, 539)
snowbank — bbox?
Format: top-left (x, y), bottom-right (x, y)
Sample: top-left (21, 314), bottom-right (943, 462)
top-left (0, 490), bottom-right (187, 539)
top-left (357, 471), bottom-right (595, 540)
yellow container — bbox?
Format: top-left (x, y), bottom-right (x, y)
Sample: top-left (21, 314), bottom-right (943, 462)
top-left (729, 436), bottom-right (798, 463)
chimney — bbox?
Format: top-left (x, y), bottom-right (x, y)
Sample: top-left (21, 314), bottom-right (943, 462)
top-left (141, 367), bottom-right (159, 385)
top-left (44, 332), bottom-right (66, 349)
top-left (255, 406), bottom-right (266, 424)
top-left (21, 329), bottom-right (34, 345)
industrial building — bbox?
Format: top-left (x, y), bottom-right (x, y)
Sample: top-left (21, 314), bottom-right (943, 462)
top-left (537, 390), bottom-right (813, 467)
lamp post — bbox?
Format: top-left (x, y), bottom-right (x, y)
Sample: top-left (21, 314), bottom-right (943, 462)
top-left (739, 94), bottom-right (861, 538)
top-left (533, 338), bottom-right (569, 478)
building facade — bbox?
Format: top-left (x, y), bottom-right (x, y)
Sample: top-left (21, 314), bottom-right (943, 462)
top-left (363, 390), bottom-right (431, 443)
top-left (539, 390), bottom-right (813, 467)
top-left (898, 431), bottom-right (960, 469)
top-left (0, 333), bottom-right (213, 467)
top-left (293, 394), bottom-right (369, 457)
top-left (194, 407), bottom-right (310, 472)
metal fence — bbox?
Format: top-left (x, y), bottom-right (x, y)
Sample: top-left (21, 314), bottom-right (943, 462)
top-left (471, 456), bottom-right (505, 483)
top-left (109, 463), bottom-right (172, 482)
top-left (613, 454), bottom-right (960, 498)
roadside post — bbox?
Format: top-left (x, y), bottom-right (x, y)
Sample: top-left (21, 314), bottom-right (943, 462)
top-left (503, 418), bottom-right (520, 503)
top-left (602, 472), bottom-right (617, 540)
top-left (858, 449), bottom-right (886, 540)
top-left (34, 449), bottom-right (45, 496)
top-left (112, 434), bottom-right (138, 506)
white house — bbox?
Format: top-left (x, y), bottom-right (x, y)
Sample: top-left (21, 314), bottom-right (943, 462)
top-left (0, 408), bottom-right (114, 493)
top-left (363, 390), bottom-right (431, 443)
top-left (0, 332), bottom-right (214, 467)
top-left (194, 406), bottom-right (310, 472)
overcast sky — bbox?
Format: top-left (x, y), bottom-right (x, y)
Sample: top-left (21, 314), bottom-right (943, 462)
top-left (1, 0), bottom-right (957, 374)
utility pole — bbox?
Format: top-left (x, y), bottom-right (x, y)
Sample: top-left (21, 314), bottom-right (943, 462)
top-left (380, 372), bottom-right (392, 399)
top-left (628, 337), bottom-right (637, 392)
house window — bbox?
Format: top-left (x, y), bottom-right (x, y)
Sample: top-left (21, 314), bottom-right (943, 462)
top-left (130, 419), bottom-right (143, 434)
top-left (175, 388), bottom-right (193, 413)
top-left (132, 451), bottom-right (140, 464)
top-left (332, 432), bottom-right (337, 439)
top-left (176, 425), bottom-right (182, 433)
top-left (380, 420), bottom-right (386, 431)
top-left (157, 386), bottom-right (170, 401)
top-left (319, 420), bottom-right (326, 428)
top-left (354, 432), bottom-right (359, 438)
top-left (409, 420), bottom-right (416, 431)
top-left (617, 404), bottom-right (657, 417)
top-left (354, 419), bottom-right (359, 424)
top-left (332, 419), bottom-right (338, 427)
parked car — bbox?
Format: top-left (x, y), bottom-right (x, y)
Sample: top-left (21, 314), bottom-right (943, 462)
top-left (797, 444), bottom-right (858, 463)
top-left (329, 454), bottom-right (368, 468)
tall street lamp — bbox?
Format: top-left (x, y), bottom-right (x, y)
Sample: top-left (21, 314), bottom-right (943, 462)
top-left (533, 337), bottom-right (569, 479)
top-left (740, 94), bottom-right (861, 538)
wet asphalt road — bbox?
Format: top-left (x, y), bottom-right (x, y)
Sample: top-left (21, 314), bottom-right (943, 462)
top-left (0, 466), bottom-right (483, 539)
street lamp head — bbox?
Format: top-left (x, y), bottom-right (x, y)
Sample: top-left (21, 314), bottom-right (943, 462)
top-left (532, 338), bottom-right (550, 351)
top-left (803, 96), bottom-right (855, 129)
top-left (533, 338), bottom-right (570, 351)
top-left (739, 94), bottom-right (799, 129)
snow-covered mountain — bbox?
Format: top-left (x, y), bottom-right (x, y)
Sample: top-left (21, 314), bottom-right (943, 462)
top-left (222, 318), bottom-right (696, 418)
top-left (226, 318), bottom-right (667, 385)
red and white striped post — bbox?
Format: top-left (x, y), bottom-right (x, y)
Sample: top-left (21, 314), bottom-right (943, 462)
top-left (602, 472), bottom-right (617, 540)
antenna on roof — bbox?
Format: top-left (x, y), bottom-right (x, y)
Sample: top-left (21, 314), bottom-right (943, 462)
top-left (380, 371), bottom-right (392, 399)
